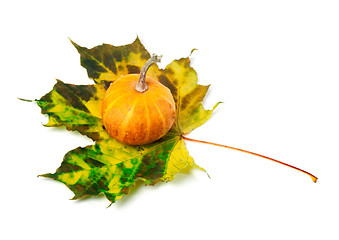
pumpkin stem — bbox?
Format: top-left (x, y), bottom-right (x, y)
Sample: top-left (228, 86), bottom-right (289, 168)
top-left (135, 54), bottom-right (162, 92)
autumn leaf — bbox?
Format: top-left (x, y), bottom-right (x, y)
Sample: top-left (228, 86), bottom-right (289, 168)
top-left (33, 37), bottom-right (220, 204)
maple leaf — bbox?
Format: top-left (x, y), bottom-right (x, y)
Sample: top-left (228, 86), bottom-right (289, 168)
top-left (35, 37), bottom-right (220, 204)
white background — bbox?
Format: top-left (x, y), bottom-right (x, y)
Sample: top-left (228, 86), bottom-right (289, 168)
top-left (1, 0), bottom-right (339, 239)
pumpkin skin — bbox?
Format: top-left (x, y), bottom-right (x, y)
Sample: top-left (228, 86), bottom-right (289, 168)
top-left (102, 74), bottom-right (176, 145)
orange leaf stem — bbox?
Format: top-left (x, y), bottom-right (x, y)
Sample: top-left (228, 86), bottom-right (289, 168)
top-left (182, 136), bottom-right (317, 183)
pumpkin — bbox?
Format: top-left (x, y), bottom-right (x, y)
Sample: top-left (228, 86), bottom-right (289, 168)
top-left (101, 55), bottom-right (176, 145)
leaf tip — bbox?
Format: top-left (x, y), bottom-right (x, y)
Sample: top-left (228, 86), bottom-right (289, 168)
top-left (68, 38), bottom-right (83, 51)
top-left (39, 173), bottom-right (57, 180)
top-left (18, 97), bottom-right (34, 102)
top-left (213, 101), bottom-right (223, 110)
top-left (68, 37), bottom-right (74, 44)
top-left (106, 202), bottom-right (114, 208)
top-left (190, 48), bottom-right (198, 56)
top-left (70, 195), bottom-right (79, 201)
top-left (135, 34), bottom-right (141, 42)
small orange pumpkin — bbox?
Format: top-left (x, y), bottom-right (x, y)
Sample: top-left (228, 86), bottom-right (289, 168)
top-left (102, 55), bottom-right (176, 145)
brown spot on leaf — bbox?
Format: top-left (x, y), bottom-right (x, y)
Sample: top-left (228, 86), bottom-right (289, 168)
top-left (83, 157), bottom-right (105, 168)
top-left (57, 162), bottom-right (83, 174)
top-left (66, 84), bottom-right (97, 102)
top-left (159, 74), bottom-right (178, 100)
top-left (127, 65), bottom-right (140, 74)
top-left (54, 80), bottom-right (90, 113)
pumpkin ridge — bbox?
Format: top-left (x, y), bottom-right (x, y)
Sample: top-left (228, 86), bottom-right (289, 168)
top-left (151, 97), bottom-right (166, 131)
top-left (155, 92), bottom-right (175, 106)
top-left (118, 98), bottom-right (138, 141)
top-left (142, 96), bottom-right (151, 143)
top-left (102, 93), bottom-right (129, 121)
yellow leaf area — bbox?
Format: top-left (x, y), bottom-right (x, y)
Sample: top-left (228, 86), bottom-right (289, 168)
top-left (156, 58), bottom-right (221, 134)
top-left (37, 37), bottom-right (219, 204)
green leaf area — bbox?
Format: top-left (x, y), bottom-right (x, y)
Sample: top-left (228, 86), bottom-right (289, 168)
top-left (36, 37), bottom-right (220, 204)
